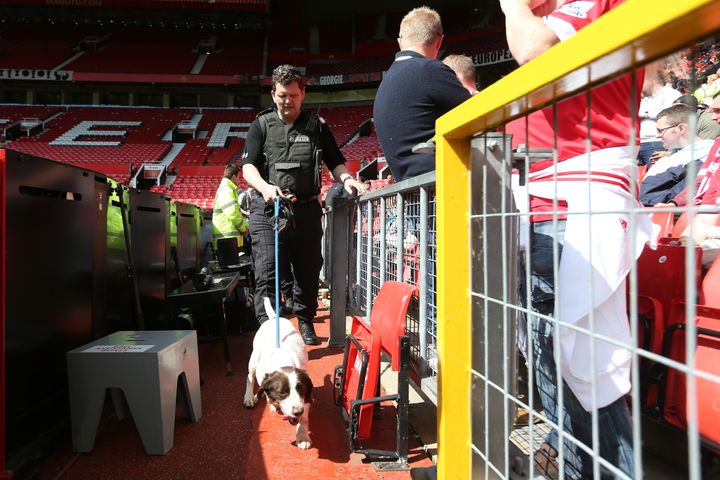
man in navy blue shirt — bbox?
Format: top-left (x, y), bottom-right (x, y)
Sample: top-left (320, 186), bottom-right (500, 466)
top-left (373, 6), bottom-right (471, 182)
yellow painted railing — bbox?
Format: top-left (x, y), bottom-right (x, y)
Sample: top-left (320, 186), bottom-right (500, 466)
top-left (435, 0), bottom-right (720, 478)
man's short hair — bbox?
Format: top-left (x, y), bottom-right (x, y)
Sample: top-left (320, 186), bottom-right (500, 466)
top-left (271, 64), bottom-right (304, 93)
top-left (656, 104), bottom-right (693, 126)
top-left (398, 6), bottom-right (442, 47)
top-left (442, 54), bottom-right (475, 81)
top-left (224, 163), bottom-right (240, 179)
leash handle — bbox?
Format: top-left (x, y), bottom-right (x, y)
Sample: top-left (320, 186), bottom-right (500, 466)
top-left (274, 196), bottom-right (281, 349)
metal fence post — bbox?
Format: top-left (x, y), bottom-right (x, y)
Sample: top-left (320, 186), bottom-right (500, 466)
top-left (380, 197), bottom-right (386, 282)
top-left (419, 186), bottom-right (428, 368)
top-left (328, 199), bottom-right (351, 348)
top-left (355, 203), bottom-right (362, 313)
top-left (365, 201), bottom-right (373, 319)
top-left (397, 193), bottom-right (404, 283)
top-left (469, 132), bottom-right (518, 476)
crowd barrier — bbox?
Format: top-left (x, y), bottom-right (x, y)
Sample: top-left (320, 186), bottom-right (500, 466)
top-left (324, 172), bottom-right (440, 402)
top-left (433, 0), bottom-right (720, 479)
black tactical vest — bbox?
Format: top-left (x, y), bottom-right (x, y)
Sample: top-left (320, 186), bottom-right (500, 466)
top-left (259, 110), bottom-right (322, 199)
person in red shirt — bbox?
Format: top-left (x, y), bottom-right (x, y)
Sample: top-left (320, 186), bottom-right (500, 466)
top-left (501, 0), bottom-right (642, 477)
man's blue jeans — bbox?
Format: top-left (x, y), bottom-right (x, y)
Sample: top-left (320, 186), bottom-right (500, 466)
top-left (524, 220), bottom-right (634, 479)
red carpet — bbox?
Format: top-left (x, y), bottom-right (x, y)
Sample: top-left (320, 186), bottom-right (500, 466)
top-left (39, 303), bottom-right (433, 479)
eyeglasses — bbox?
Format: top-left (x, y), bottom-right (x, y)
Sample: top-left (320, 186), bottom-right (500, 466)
top-left (708, 107), bottom-right (720, 115)
top-left (656, 123), bottom-right (679, 136)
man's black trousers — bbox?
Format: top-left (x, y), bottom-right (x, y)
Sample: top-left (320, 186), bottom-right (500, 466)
top-left (249, 196), bottom-right (323, 325)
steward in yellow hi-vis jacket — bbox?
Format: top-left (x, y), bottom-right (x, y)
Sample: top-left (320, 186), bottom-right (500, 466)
top-left (212, 164), bottom-right (249, 250)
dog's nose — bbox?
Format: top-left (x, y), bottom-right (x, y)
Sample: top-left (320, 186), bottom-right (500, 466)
top-left (292, 405), bottom-right (304, 417)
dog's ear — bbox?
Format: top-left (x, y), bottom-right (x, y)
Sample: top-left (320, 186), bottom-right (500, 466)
top-left (258, 372), bottom-right (275, 396)
top-left (258, 371), bottom-right (289, 403)
top-left (296, 369), bottom-right (314, 404)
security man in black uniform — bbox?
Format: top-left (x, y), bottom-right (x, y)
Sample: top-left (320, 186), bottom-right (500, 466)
top-left (241, 64), bottom-right (366, 345)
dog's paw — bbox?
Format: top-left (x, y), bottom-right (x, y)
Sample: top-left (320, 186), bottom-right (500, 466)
top-left (243, 393), bottom-right (256, 408)
top-left (268, 404), bottom-right (277, 413)
top-left (296, 439), bottom-right (312, 450)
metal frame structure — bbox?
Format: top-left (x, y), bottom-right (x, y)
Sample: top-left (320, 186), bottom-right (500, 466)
top-left (346, 172), bottom-right (439, 402)
top-left (0, 150), bottom-right (8, 480)
top-left (435, 1), bottom-right (720, 478)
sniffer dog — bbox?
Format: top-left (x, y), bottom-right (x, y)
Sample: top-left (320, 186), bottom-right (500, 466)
top-left (243, 297), bottom-right (314, 449)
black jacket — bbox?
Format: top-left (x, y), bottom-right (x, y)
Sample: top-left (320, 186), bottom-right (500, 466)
top-left (640, 160), bottom-right (702, 206)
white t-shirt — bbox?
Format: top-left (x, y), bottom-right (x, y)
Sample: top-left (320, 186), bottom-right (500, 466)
top-left (639, 84), bottom-right (682, 142)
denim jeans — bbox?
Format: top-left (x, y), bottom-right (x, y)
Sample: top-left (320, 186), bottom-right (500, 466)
top-left (523, 220), bottom-right (634, 479)
top-left (636, 140), bottom-right (665, 166)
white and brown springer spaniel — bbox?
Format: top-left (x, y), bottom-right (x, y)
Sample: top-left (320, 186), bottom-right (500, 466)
top-left (243, 297), bottom-right (314, 449)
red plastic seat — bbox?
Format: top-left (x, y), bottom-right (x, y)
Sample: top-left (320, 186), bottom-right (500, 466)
top-left (338, 318), bottom-right (381, 440)
top-left (672, 212), bottom-right (690, 238)
top-left (702, 257), bottom-right (720, 309)
top-left (334, 281), bottom-right (417, 450)
top-left (370, 281), bottom-right (417, 371)
top-left (635, 239), bottom-right (703, 353)
top-left (647, 210), bottom-right (674, 240)
top-left (660, 304), bottom-right (720, 454)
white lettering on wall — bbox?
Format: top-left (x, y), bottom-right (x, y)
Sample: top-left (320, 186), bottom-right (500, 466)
top-left (50, 121), bottom-right (142, 146)
top-left (207, 123), bottom-right (250, 148)
top-left (471, 49), bottom-right (514, 67)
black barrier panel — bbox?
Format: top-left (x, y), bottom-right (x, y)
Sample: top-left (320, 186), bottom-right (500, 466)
top-left (130, 189), bottom-right (170, 329)
top-left (4, 149), bottom-right (96, 460)
top-left (167, 202), bottom-right (181, 294)
top-left (97, 180), bottom-right (135, 337)
top-left (176, 202), bottom-right (200, 284)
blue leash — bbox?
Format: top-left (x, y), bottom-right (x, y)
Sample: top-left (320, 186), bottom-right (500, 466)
top-left (274, 196), bottom-right (281, 349)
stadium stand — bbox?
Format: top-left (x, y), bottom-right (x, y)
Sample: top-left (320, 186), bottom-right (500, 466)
top-left (314, 105), bottom-right (373, 146)
top-left (307, 57), bottom-right (393, 76)
top-left (65, 30), bottom-right (200, 74)
top-left (199, 32), bottom-right (264, 75)
top-left (172, 138), bottom-right (210, 167)
top-left (0, 105), bottom-right (63, 142)
top-left (168, 174), bottom-right (237, 210)
top-left (171, 108), bottom-right (259, 169)
top-left (6, 107), bottom-right (193, 166)
top-left (340, 132), bottom-right (382, 163)
top-left (318, 27), bottom-right (352, 55)
top-left (0, 26), bottom-right (96, 70)
top-left (0, 102), bottom-right (383, 208)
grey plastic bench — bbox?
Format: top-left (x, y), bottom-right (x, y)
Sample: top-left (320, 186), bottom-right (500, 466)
top-left (67, 330), bottom-right (202, 455)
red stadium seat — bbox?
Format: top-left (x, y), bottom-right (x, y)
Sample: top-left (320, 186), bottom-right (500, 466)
top-left (648, 210), bottom-right (674, 240)
top-left (672, 212), bottom-right (690, 238)
top-left (702, 256), bottom-right (720, 309)
top-left (660, 304), bottom-right (720, 454)
top-left (635, 239), bottom-right (702, 353)
top-left (334, 281), bottom-right (417, 455)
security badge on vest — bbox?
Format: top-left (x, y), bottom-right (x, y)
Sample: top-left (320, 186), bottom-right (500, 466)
top-left (260, 111), bottom-right (322, 199)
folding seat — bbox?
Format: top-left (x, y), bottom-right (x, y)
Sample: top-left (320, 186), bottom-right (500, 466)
top-left (334, 281), bottom-right (417, 467)
top-left (702, 256), bottom-right (720, 309)
top-left (672, 212), bottom-right (690, 238)
top-left (659, 303), bottom-right (720, 454)
top-left (635, 239), bottom-right (702, 353)
top-left (635, 240), bottom-right (703, 409)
